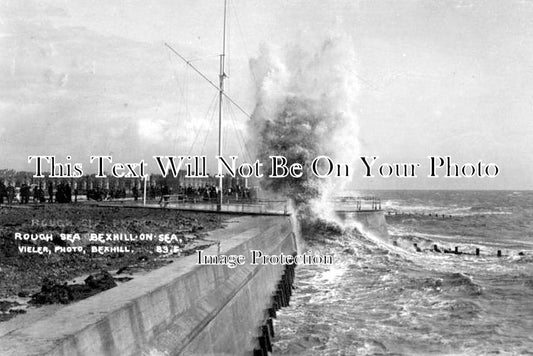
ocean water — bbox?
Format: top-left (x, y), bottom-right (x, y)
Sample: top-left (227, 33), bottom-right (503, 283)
top-left (272, 190), bottom-right (533, 355)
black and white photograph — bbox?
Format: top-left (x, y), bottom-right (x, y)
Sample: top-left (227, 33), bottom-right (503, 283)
top-left (1, 1), bottom-right (532, 355)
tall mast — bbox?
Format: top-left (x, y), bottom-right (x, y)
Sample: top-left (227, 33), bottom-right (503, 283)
top-left (217, 0), bottom-right (227, 211)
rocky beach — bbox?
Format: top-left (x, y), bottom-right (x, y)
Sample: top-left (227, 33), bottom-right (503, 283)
top-left (0, 203), bottom-right (227, 321)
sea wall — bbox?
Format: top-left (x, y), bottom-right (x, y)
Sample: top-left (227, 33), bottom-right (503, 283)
top-left (336, 210), bottom-right (389, 239)
top-left (0, 215), bottom-right (298, 356)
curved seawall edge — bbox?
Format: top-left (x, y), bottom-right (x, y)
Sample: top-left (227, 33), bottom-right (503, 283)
top-left (0, 215), bottom-right (299, 356)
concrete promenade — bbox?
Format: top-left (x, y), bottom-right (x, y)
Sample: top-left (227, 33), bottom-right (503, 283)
top-left (0, 215), bottom-right (298, 356)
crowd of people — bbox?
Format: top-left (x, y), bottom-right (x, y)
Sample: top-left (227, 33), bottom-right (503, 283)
top-left (0, 182), bottom-right (15, 204)
top-left (178, 184), bottom-right (252, 201)
top-left (0, 182), bottom-right (42, 204)
top-left (85, 187), bottom-right (128, 201)
top-left (52, 182), bottom-right (77, 203)
top-left (0, 181), bottom-right (254, 205)
top-left (0, 182), bottom-right (79, 204)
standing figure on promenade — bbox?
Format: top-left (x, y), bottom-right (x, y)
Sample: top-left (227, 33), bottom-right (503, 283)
top-left (37, 185), bottom-right (45, 203)
top-left (159, 184), bottom-right (170, 206)
top-left (65, 183), bottom-right (72, 203)
top-left (33, 185), bottom-right (39, 202)
top-left (20, 183), bottom-right (29, 204)
top-left (6, 183), bottom-right (15, 205)
top-left (48, 182), bottom-right (54, 203)
top-left (0, 181), bottom-right (6, 204)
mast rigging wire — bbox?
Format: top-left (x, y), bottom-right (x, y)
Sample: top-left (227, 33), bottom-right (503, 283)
top-left (164, 42), bottom-right (252, 120)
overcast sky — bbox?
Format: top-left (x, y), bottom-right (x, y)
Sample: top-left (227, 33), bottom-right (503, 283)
top-left (1, 0), bottom-right (533, 189)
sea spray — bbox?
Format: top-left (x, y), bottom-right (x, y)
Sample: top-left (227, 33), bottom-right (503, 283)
top-left (248, 33), bottom-right (360, 221)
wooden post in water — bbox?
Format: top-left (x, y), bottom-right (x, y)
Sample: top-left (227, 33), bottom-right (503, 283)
top-left (267, 318), bottom-right (275, 338)
top-left (476, 248), bottom-right (480, 256)
top-left (497, 250), bottom-right (502, 257)
top-left (455, 246), bottom-right (459, 254)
